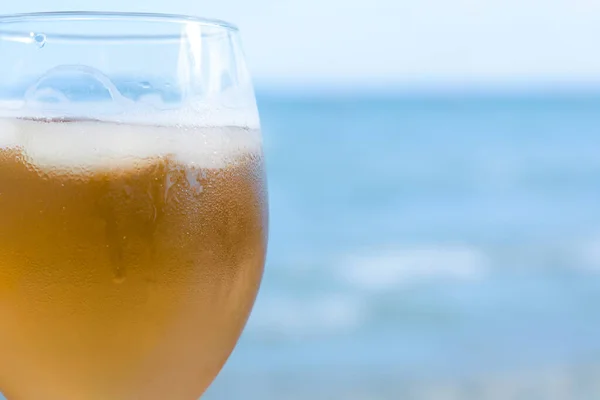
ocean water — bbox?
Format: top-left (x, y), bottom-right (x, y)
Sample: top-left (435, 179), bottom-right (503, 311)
top-left (202, 92), bottom-right (600, 399)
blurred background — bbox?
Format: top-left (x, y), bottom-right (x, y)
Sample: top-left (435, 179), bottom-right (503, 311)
top-left (4, 1), bottom-right (600, 399)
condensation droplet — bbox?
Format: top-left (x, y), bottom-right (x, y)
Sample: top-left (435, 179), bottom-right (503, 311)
top-left (113, 271), bottom-right (126, 284)
top-left (34, 33), bottom-right (47, 48)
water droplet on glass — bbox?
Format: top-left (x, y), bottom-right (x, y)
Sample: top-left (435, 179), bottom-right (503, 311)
top-left (113, 272), bottom-right (126, 284)
top-left (33, 33), bottom-right (47, 48)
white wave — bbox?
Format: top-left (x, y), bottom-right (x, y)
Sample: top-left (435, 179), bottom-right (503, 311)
top-left (338, 244), bottom-right (489, 291)
top-left (210, 364), bottom-right (600, 400)
top-left (246, 294), bottom-right (365, 338)
top-left (575, 235), bottom-right (600, 272)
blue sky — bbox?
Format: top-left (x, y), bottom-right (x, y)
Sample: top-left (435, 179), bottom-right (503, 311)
top-left (3, 0), bottom-right (600, 88)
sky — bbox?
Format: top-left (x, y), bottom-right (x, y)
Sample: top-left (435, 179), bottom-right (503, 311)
top-left (3, 0), bottom-right (600, 88)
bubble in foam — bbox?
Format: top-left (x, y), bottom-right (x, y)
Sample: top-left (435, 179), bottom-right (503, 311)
top-left (0, 118), bottom-right (20, 149)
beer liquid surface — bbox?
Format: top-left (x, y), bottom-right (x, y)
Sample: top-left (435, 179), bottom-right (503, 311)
top-left (0, 118), bottom-right (267, 400)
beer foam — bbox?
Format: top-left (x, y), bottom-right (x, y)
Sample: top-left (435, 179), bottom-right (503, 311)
top-left (0, 100), bottom-right (261, 130)
top-left (0, 117), bottom-right (262, 172)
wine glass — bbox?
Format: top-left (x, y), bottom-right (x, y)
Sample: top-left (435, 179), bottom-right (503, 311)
top-left (0, 12), bottom-right (267, 400)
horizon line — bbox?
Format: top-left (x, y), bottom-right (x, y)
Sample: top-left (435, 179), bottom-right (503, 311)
top-left (254, 81), bottom-right (600, 97)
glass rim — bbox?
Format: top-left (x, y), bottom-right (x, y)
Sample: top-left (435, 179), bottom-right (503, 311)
top-left (0, 11), bottom-right (239, 43)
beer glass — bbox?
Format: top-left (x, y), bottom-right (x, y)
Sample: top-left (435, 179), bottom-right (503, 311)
top-left (0, 12), bottom-right (267, 400)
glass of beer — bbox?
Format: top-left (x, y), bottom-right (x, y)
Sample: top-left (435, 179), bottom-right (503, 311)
top-left (0, 12), bottom-right (267, 400)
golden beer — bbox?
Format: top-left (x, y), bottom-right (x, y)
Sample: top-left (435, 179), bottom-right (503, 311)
top-left (0, 118), bottom-right (267, 400)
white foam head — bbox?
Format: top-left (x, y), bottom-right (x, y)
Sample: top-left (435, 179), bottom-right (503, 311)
top-left (0, 117), bottom-right (262, 173)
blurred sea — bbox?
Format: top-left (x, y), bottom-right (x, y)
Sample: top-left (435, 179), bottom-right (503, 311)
top-left (203, 92), bottom-right (600, 400)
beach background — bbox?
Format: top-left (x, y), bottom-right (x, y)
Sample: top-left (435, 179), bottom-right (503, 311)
top-left (205, 92), bottom-right (600, 399)
top-left (4, 0), bottom-right (600, 399)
